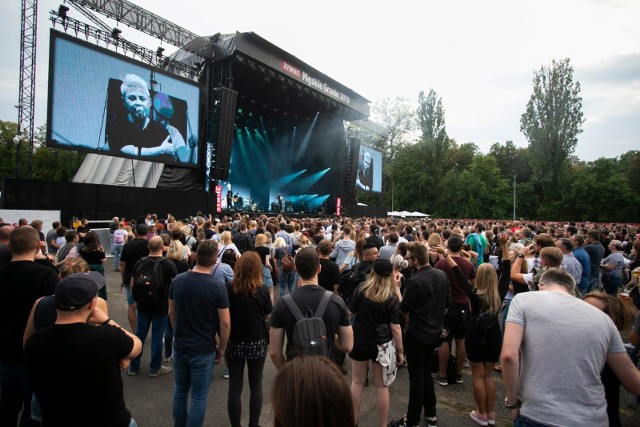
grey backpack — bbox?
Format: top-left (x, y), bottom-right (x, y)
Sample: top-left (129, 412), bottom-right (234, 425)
top-left (282, 291), bottom-right (333, 357)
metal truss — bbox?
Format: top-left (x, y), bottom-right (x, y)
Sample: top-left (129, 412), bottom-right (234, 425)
top-left (17, 0), bottom-right (38, 178)
top-left (67, 0), bottom-right (201, 53)
top-left (50, 11), bottom-right (201, 79)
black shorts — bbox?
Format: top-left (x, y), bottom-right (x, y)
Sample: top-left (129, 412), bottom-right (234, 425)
top-left (349, 343), bottom-right (379, 362)
top-left (443, 304), bottom-right (469, 341)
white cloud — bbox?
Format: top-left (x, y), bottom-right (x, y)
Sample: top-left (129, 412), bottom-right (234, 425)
top-left (0, 0), bottom-right (638, 162)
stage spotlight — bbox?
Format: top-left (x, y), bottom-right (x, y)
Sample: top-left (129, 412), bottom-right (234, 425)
top-left (156, 47), bottom-right (165, 57)
top-left (111, 28), bottom-right (122, 39)
top-left (58, 5), bottom-right (69, 19)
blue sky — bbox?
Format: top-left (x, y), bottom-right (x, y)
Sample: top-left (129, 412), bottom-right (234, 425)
top-left (1, 0), bottom-right (638, 161)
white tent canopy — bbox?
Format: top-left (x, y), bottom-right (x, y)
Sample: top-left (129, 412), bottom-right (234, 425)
top-left (387, 211), bottom-right (430, 218)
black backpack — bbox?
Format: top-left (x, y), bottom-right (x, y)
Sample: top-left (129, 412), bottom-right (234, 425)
top-left (132, 257), bottom-right (166, 306)
top-left (282, 291), bottom-right (333, 357)
top-left (339, 262), bottom-right (373, 296)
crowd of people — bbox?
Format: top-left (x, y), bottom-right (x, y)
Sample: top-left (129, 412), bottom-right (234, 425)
top-left (1, 212), bottom-right (640, 427)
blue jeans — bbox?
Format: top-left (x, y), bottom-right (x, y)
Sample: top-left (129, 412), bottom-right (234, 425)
top-left (112, 244), bottom-right (124, 269)
top-left (501, 300), bottom-right (511, 337)
top-left (514, 415), bottom-right (552, 426)
top-left (165, 321), bottom-right (174, 359)
top-left (0, 363), bottom-right (39, 427)
top-left (279, 267), bottom-right (295, 296)
top-left (602, 275), bottom-right (621, 296)
top-left (588, 275), bottom-right (599, 293)
top-left (173, 351), bottom-right (215, 427)
top-left (130, 313), bottom-right (168, 373)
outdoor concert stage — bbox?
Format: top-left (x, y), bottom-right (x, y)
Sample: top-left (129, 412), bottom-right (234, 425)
top-left (5, 21), bottom-right (383, 221)
top-left (1, 178), bottom-right (386, 222)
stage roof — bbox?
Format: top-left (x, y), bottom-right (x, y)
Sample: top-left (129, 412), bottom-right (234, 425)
top-left (173, 31), bottom-right (370, 120)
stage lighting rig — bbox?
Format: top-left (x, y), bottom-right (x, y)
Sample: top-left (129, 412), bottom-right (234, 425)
top-left (49, 11), bottom-right (201, 80)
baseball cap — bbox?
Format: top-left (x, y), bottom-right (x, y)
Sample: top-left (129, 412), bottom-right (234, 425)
top-left (55, 273), bottom-right (99, 311)
top-left (373, 258), bottom-right (393, 278)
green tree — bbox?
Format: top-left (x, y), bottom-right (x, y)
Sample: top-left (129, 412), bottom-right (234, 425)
top-left (0, 121), bottom-right (19, 178)
top-left (436, 154), bottom-right (510, 218)
top-left (389, 142), bottom-right (432, 213)
top-left (370, 97), bottom-right (417, 162)
top-left (417, 89), bottom-right (447, 141)
top-left (561, 158), bottom-right (639, 222)
top-left (618, 150), bottom-right (640, 195)
top-left (520, 58), bottom-right (585, 203)
top-left (415, 89), bottom-right (450, 212)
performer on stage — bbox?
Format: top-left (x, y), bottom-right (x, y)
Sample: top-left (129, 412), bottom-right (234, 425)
top-left (226, 190), bottom-right (233, 209)
top-left (277, 194), bottom-right (284, 213)
top-left (355, 151), bottom-right (374, 191)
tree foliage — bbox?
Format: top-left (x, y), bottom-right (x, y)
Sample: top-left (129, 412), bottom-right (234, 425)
top-left (370, 97), bottom-right (417, 162)
top-left (0, 122), bottom-right (85, 182)
top-left (520, 58), bottom-right (585, 201)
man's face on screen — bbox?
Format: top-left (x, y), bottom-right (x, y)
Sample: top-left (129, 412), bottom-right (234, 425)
top-left (363, 152), bottom-right (371, 170)
top-left (123, 88), bottom-right (151, 120)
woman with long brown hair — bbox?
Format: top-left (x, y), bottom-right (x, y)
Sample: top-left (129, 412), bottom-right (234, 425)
top-left (224, 252), bottom-right (272, 427)
top-left (272, 355), bottom-right (354, 427)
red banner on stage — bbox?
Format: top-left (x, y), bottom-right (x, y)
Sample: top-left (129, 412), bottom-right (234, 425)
top-left (215, 186), bottom-right (222, 213)
top-left (336, 197), bottom-right (341, 216)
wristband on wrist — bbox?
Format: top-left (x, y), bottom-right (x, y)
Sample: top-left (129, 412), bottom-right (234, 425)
top-left (517, 253), bottom-right (525, 259)
top-left (504, 397), bottom-right (521, 409)
top-left (101, 317), bottom-right (112, 326)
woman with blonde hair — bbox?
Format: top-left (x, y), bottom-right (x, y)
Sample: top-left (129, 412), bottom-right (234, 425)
top-left (253, 233), bottom-right (274, 304)
top-left (349, 259), bottom-right (404, 427)
top-left (225, 252), bottom-right (272, 427)
top-left (218, 231), bottom-right (241, 260)
top-left (435, 234), bottom-right (510, 427)
top-left (167, 240), bottom-right (190, 274)
top-left (340, 238), bottom-right (366, 274)
top-left (427, 233), bottom-right (443, 266)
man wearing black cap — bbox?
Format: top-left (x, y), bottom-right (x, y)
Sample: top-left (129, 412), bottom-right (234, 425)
top-left (24, 273), bottom-right (142, 427)
top-left (120, 223), bottom-right (150, 331)
top-left (0, 226), bottom-right (58, 426)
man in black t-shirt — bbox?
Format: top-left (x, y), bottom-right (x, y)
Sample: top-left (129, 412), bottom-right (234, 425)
top-left (120, 223), bottom-right (150, 332)
top-left (233, 223), bottom-right (253, 254)
top-left (269, 248), bottom-right (353, 369)
top-left (0, 226), bottom-right (58, 426)
top-left (390, 242), bottom-right (450, 427)
top-left (365, 224), bottom-right (384, 250)
top-left (317, 240), bottom-right (341, 293)
top-left (316, 239), bottom-right (348, 371)
top-left (128, 236), bottom-right (177, 377)
top-left (24, 273), bottom-right (142, 427)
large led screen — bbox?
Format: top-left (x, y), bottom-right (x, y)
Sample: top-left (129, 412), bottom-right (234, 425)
top-left (47, 30), bottom-right (200, 168)
top-left (355, 144), bottom-right (382, 192)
